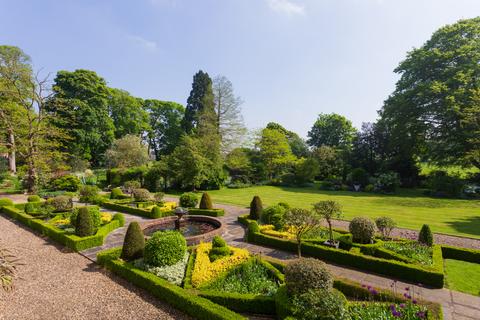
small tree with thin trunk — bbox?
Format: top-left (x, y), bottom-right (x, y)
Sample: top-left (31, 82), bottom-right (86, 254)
top-left (313, 200), bottom-right (342, 244)
top-left (284, 208), bottom-right (322, 257)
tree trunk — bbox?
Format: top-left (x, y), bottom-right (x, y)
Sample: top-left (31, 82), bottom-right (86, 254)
top-left (26, 162), bottom-right (36, 193)
top-left (297, 239), bottom-right (302, 258)
top-left (328, 222), bottom-right (333, 242)
top-left (7, 129), bottom-right (16, 173)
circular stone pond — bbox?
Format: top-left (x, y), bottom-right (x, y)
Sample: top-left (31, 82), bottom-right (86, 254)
top-left (141, 215), bottom-right (224, 245)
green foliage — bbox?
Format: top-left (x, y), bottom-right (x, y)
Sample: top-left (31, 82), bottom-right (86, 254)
top-left (375, 216), bottom-right (397, 239)
top-left (261, 203), bottom-right (289, 230)
top-left (349, 302), bottom-right (428, 320)
top-left (283, 157), bottom-right (319, 186)
top-left (110, 187), bottom-right (124, 199)
top-left (284, 208), bottom-right (323, 257)
top-left (106, 135), bottom-right (150, 169)
top-left (209, 236), bottom-right (231, 262)
top-left (123, 179), bottom-right (141, 192)
top-left (46, 195), bottom-right (73, 212)
top-left (307, 113), bottom-right (356, 149)
top-left (0, 198), bottom-right (14, 207)
top-left (441, 245), bottom-right (480, 264)
top-left (249, 196), bottom-right (263, 220)
top-left (291, 288), bottom-right (349, 320)
top-left (71, 206), bottom-right (101, 230)
top-left (112, 213), bottom-right (125, 227)
top-left (121, 222), bottom-right (145, 261)
top-left (382, 241), bottom-right (433, 265)
top-left (78, 185), bottom-right (100, 203)
top-left (313, 200), bottom-right (342, 242)
top-left (348, 168), bottom-right (369, 187)
top-left (419, 224), bottom-right (434, 247)
top-left (285, 258), bottom-right (333, 295)
top-left (312, 146), bottom-right (344, 180)
top-left (258, 128), bottom-right (296, 180)
top-left (187, 208), bottom-right (225, 217)
top-left (426, 170), bottom-right (465, 198)
top-left (200, 192), bottom-right (213, 209)
top-left (179, 192), bottom-right (198, 208)
top-left (75, 207), bottom-right (95, 237)
top-left (154, 192), bottom-right (165, 202)
top-left (349, 217), bottom-right (376, 244)
top-left (27, 195), bottom-right (41, 202)
top-left (132, 188), bottom-right (152, 202)
top-left (373, 172), bottom-right (400, 193)
top-left (144, 231), bottom-right (187, 267)
top-left (101, 201), bottom-right (169, 219)
top-left (49, 174), bottom-right (80, 192)
top-left (149, 205), bottom-right (172, 218)
top-left (182, 70), bottom-right (215, 134)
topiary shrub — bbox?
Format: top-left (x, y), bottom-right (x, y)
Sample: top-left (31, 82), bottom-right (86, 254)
top-left (291, 288), bottom-right (349, 320)
top-left (110, 187), bottom-right (123, 199)
top-left (132, 188), bottom-right (152, 202)
top-left (49, 174), bottom-right (81, 192)
top-left (112, 213), bottom-right (125, 227)
top-left (46, 195), bottom-right (73, 212)
top-left (151, 206), bottom-right (162, 217)
top-left (27, 195), bottom-right (41, 202)
top-left (123, 180), bottom-right (141, 194)
top-left (70, 206), bottom-right (101, 230)
top-left (375, 216), bottom-right (396, 239)
top-left (199, 192), bottom-right (213, 209)
top-left (418, 224), bottom-right (433, 247)
top-left (121, 222), bottom-right (145, 261)
top-left (79, 185), bottom-right (100, 203)
top-left (144, 231), bottom-right (186, 267)
top-left (0, 198), bottom-right (14, 207)
top-left (75, 207), bottom-right (95, 237)
top-left (349, 217), bottom-right (376, 244)
top-left (285, 258), bottom-right (333, 295)
top-left (249, 195), bottom-right (263, 220)
top-left (261, 203), bottom-right (289, 230)
top-left (24, 202), bottom-right (37, 214)
top-left (209, 236), bottom-right (231, 262)
top-left (179, 192), bottom-right (198, 208)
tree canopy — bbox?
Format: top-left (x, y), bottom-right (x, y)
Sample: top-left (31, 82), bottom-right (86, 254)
top-left (307, 113), bottom-right (356, 149)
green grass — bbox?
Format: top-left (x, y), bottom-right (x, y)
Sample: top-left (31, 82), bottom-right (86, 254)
top-left (196, 185), bottom-right (480, 239)
top-left (444, 259), bottom-right (480, 296)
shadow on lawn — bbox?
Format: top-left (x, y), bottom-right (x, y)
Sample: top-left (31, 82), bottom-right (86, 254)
top-left (446, 216), bottom-right (480, 237)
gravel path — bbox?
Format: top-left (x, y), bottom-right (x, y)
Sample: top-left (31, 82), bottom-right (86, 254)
top-left (0, 214), bottom-right (190, 320)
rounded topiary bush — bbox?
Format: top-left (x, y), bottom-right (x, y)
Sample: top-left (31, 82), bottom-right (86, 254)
top-left (75, 207), bottom-right (95, 237)
top-left (110, 187), bottom-right (123, 199)
top-left (349, 217), bottom-right (376, 244)
top-left (151, 205), bottom-right (163, 218)
top-left (133, 188), bottom-right (152, 202)
top-left (199, 192), bottom-right (213, 209)
top-left (144, 231), bottom-right (186, 267)
top-left (418, 224), bottom-right (433, 247)
top-left (291, 288), bottom-right (349, 320)
top-left (121, 222), bottom-right (145, 261)
top-left (375, 216), bottom-right (396, 239)
top-left (249, 196), bottom-right (263, 220)
top-left (46, 195), bottom-right (73, 212)
top-left (79, 185), bottom-right (100, 203)
top-left (179, 192), bottom-right (198, 208)
top-left (112, 213), bottom-right (125, 226)
top-left (285, 258), bottom-right (333, 295)
top-left (209, 236), bottom-right (231, 262)
top-left (0, 198), bottom-right (14, 207)
top-left (70, 206), bottom-right (101, 230)
top-left (24, 202), bottom-right (37, 214)
top-left (27, 195), bottom-right (41, 202)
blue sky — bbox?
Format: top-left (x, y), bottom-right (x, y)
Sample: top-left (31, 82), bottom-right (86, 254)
top-left (1, 0), bottom-right (479, 137)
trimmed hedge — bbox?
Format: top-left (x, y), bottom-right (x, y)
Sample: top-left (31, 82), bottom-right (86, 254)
top-left (441, 245), bottom-right (480, 263)
top-left (187, 208), bottom-right (225, 217)
top-left (100, 201), bottom-right (173, 218)
top-left (199, 291), bottom-right (276, 315)
top-left (1, 205), bottom-right (121, 251)
top-left (96, 248), bottom-right (246, 320)
top-left (239, 216), bottom-right (444, 288)
top-left (183, 248), bottom-right (196, 289)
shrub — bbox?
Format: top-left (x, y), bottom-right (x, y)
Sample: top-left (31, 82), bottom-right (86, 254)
top-left (347, 168), bottom-right (369, 187)
top-left (121, 222), bottom-right (145, 261)
top-left (27, 195), bottom-right (41, 202)
top-left (79, 185), bottom-right (100, 203)
top-left (24, 202), bottom-right (37, 214)
top-left (261, 204), bottom-right (289, 230)
top-left (179, 192), bottom-right (198, 208)
top-left (154, 192), bottom-right (165, 202)
top-left (199, 192), bottom-right (213, 210)
top-left (349, 217), bottom-right (376, 244)
top-left (133, 188), bottom-right (152, 202)
top-left (46, 195), bottom-right (73, 212)
top-left (0, 198), bottom-right (14, 207)
top-left (249, 196), bottom-right (263, 220)
top-left (75, 207), bottom-right (95, 237)
top-left (71, 206), bottom-right (101, 230)
top-left (364, 184), bottom-right (374, 192)
top-left (374, 171), bottom-right (400, 193)
top-left (291, 288), bottom-right (349, 320)
top-left (123, 180), bottom-right (141, 193)
top-left (375, 216), bottom-right (396, 239)
top-left (110, 187), bottom-right (124, 199)
top-left (49, 174), bottom-right (81, 192)
top-left (112, 213), bottom-right (125, 227)
top-left (427, 170), bottom-right (465, 198)
top-left (209, 236), bottom-right (231, 262)
top-left (144, 231), bottom-right (187, 267)
top-left (418, 224), bottom-right (433, 247)
top-left (285, 258), bottom-right (333, 295)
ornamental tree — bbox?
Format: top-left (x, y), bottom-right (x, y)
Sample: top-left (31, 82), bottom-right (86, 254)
top-left (284, 208), bottom-right (322, 257)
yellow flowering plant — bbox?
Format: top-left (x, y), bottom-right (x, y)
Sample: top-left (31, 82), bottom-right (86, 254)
top-left (259, 225), bottom-right (296, 240)
top-left (101, 212), bottom-right (112, 224)
top-left (191, 242), bottom-right (249, 288)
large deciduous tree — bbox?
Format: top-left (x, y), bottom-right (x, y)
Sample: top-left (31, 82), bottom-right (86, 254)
top-left (307, 113), bottom-right (356, 149)
top-left (144, 99), bottom-right (184, 159)
top-left (380, 17), bottom-right (480, 170)
top-left (46, 69), bottom-right (115, 167)
top-left (266, 122), bottom-right (309, 158)
top-left (105, 135), bottom-right (150, 168)
top-left (258, 128), bottom-right (296, 179)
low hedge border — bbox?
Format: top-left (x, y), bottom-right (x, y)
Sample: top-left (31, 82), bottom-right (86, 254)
top-left (1, 205), bottom-right (122, 251)
top-left (188, 208), bottom-right (225, 217)
top-left (441, 245), bottom-right (480, 263)
top-left (100, 201), bottom-right (173, 219)
top-left (183, 248), bottom-right (196, 289)
top-left (238, 215), bottom-right (444, 288)
top-left (199, 291), bottom-right (276, 315)
top-left (96, 248), bottom-right (246, 320)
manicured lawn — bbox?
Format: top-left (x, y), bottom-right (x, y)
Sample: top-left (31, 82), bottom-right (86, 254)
top-left (200, 185), bottom-right (480, 239)
top-left (444, 259), bottom-right (480, 296)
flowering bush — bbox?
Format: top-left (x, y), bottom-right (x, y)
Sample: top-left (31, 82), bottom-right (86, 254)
top-left (259, 225), bottom-right (296, 240)
top-left (137, 251), bottom-right (190, 286)
top-left (349, 302), bottom-right (427, 319)
top-left (191, 242), bottom-right (249, 288)
top-left (101, 212), bottom-right (112, 224)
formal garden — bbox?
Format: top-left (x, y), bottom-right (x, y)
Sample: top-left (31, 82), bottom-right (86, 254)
top-left (2, 16), bottom-right (480, 320)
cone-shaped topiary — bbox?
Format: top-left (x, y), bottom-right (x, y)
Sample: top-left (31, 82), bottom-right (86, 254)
top-left (121, 222), bottom-right (145, 261)
top-left (75, 207), bottom-right (95, 237)
top-left (249, 196), bottom-right (263, 220)
top-left (199, 192), bottom-right (213, 209)
top-left (418, 224), bottom-right (433, 247)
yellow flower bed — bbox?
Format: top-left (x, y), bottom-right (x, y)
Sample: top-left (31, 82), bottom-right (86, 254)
top-left (259, 224), bottom-right (296, 240)
top-left (191, 242), bottom-right (249, 288)
top-left (101, 212), bottom-right (112, 224)
top-left (52, 218), bottom-right (70, 226)
top-left (143, 201), bottom-right (177, 212)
